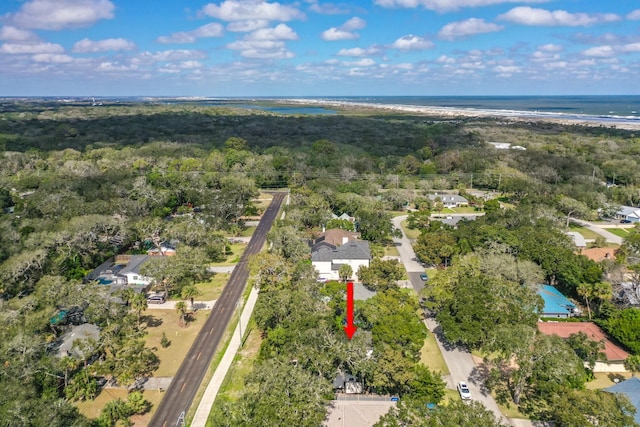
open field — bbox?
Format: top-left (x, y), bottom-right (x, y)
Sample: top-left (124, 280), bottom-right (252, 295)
top-left (401, 220), bottom-right (421, 240)
top-left (210, 242), bottom-right (247, 266)
top-left (77, 388), bottom-right (164, 426)
top-left (608, 228), bottom-right (631, 238)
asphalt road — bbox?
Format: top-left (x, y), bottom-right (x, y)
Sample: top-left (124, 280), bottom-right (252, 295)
top-left (149, 192), bottom-right (286, 427)
top-left (570, 218), bottom-right (623, 245)
top-left (392, 215), bottom-right (512, 426)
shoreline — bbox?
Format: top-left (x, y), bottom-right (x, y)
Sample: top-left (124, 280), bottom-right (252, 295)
top-left (275, 98), bottom-right (640, 131)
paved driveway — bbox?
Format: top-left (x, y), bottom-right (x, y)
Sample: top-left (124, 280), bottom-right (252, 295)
top-left (393, 215), bottom-right (513, 426)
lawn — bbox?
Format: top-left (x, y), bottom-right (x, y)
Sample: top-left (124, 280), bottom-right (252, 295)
top-left (586, 372), bottom-right (633, 390)
top-left (609, 228), bottom-right (631, 238)
top-left (77, 388), bottom-right (164, 426)
top-left (196, 273), bottom-right (229, 301)
top-left (420, 330), bottom-right (449, 376)
top-left (215, 319), bottom-right (263, 403)
top-left (401, 220), bottom-right (421, 240)
top-left (384, 244), bottom-right (400, 257)
top-left (568, 224), bottom-right (601, 240)
top-left (210, 242), bottom-right (247, 266)
top-left (75, 309), bottom-right (208, 424)
top-left (144, 310), bottom-right (210, 377)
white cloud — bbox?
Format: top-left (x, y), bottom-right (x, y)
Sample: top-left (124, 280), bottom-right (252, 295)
top-left (341, 17), bottom-right (366, 31)
top-left (0, 26), bottom-right (38, 42)
top-left (337, 46), bottom-right (382, 56)
top-left (0, 41), bottom-right (64, 54)
top-left (245, 23), bottom-right (298, 41)
top-left (136, 50), bottom-right (207, 64)
top-left (627, 10), bottom-right (640, 20)
top-left (6, 0), bottom-right (115, 30)
top-left (438, 18), bottom-right (502, 40)
top-left (374, 0), bottom-right (548, 13)
top-left (538, 43), bottom-right (562, 52)
top-left (307, 0), bottom-right (350, 14)
top-left (157, 23), bottom-right (224, 44)
top-left (343, 58), bottom-right (375, 67)
top-left (321, 17), bottom-right (366, 40)
top-left (73, 38), bottom-right (136, 53)
top-left (390, 35), bottom-right (434, 50)
top-left (623, 43), bottom-right (640, 53)
top-left (202, 0), bottom-right (305, 22)
top-left (227, 24), bottom-right (297, 58)
top-left (227, 20), bottom-right (269, 32)
top-left (582, 45), bottom-right (615, 57)
top-left (437, 55), bottom-right (456, 64)
top-left (494, 65), bottom-right (520, 73)
top-left (499, 7), bottom-right (621, 27)
top-left (32, 53), bottom-right (74, 63)
top-left (321, 27), bottom-right (358, 41)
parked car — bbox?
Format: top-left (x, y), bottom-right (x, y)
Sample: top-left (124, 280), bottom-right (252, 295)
top-left (620, 219), bottom-right (632, 224)
top-left (420, 273), bottom-right (429, 281)
top-left (457, 381), bottom-right (472, 400)
top-left (147, 294), bottom-right (166, 304)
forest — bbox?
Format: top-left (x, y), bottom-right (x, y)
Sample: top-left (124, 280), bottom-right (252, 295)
top-left (2, 100), bottom-right (640, 426)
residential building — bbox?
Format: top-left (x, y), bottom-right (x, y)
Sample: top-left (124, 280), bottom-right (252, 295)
top-left (428, 193), bottom-right (469, 208)
top-left (605, 377), bottom-right (640, 424)
top-left (311, 230), bottom-right (371, 281)
top-left (616, 206), bottom-right (640, 222)
top-left (538, 285), bottom-right (580, 318)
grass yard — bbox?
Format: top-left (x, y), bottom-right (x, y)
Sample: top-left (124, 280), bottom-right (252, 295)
top-left (240, 226), bottom-right (256, 237)
top-left (586, 372), bottom-right (633, 390)
top-left (568, 224), bottom-right (601, 240)
top-left (144, 310), bottom-right (210, 377)
top-left (211, 242), bottom-right (247, 266)
top-left (215, 320), bottom-right (263, 403)
top-left (609, 228), bottom-right (631, 238)
top-left (420, 330), bottom-right (449, 376)
top-left (384, 244), bottom-right (400, 257)
top-left (196, 274), bottom-right (229, 301)
top-left (401, 220), bottom-right (421, 240)
top-left (77, 388), bottom-right (165, 426)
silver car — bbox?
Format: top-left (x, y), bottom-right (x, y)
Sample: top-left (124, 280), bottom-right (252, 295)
top-left (457, 381), bottom-right (472, 400)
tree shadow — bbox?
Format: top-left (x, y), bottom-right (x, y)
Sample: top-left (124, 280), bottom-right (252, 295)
top-left (431, 323), bottom-right (467, 352)
top-left (608, 373), bottom-right (627, 383)
top-left (142, 314), bottom-right (163, 328)
top-left (468, 365), bottom-right (492, 397)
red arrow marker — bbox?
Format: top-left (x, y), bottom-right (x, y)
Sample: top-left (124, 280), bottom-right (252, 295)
top-left (344, 281), bottom-right (357, 340)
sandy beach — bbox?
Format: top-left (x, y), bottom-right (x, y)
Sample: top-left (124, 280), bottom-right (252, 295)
top-left (276, 98), bottom-right (640, 131)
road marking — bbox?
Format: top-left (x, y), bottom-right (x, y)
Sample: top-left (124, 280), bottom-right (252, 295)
top-left (162, 422), bottom-right (167, 427)
top-left (181, 382), bottom-right (186, 393)
top-left (197, 352), bottom-right (201, 360)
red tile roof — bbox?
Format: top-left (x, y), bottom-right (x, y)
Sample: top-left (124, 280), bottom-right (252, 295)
top-left (581, 247), bottom-right (616, 263)
top-left (537, 321), bottom-right (629, 361)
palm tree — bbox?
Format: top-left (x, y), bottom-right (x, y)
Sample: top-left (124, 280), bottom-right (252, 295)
top-left (181, 285), bottom-right (201, 310)
top-left (577, 282), bottom-right (594, 320)
top-left (130, 292), bottom-right (148, 329)
top-left (339, 264), bottom-right (353, 282)
top-left (175, 301), bottom-right (187, 327)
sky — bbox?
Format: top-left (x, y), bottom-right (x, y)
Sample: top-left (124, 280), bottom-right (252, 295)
top-left (0, 0), bottom-right (639, 96)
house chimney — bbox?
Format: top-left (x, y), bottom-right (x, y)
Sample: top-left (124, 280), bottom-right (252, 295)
top-left (322, 225), bottom-right (326, 232)
top-left (342, 236), bottom-right (349, 245)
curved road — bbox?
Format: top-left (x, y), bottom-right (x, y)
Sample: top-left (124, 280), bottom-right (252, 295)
top-left (149, 193), bottom-right (286, 427)
top-left (570, 218), bottom-right (623, 245)
top-left (392, 215), bottom-right (512, 426)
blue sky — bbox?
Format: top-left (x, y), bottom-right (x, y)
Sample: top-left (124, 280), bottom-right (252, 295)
top-left (0, 0), bottom-right (639, 96)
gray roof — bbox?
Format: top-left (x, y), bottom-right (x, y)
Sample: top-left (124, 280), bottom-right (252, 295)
top-left (605, 377), bottom-right (640, 424)
top-left (311, 240), bottom-right (371, 262)
top-left (428, 194), bottom-right (468, 204)
top-left (566, 231), bottom-right (587, 248)
top-left (57, 324), bottom-right (100, 359)
top-left (617, 206), bottom-right (640, 218)
top-left (119, 255), bottom-right (150, 275)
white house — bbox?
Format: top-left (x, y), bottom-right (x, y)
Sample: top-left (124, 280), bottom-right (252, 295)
top-left (311, 237), bottom-right (371, 281)
top-left (428, 193), bottom-right (469, 208)
top-left (616, 206), bottom-right (640, 222)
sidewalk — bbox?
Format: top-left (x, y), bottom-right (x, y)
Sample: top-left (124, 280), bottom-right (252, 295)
top-left (190, 285), bottom-right (260, 426)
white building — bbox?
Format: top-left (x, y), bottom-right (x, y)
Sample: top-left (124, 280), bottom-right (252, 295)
top-left (311, 237), bottom-right (371, 281)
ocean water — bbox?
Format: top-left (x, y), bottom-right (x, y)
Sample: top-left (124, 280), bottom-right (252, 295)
top-left (302, 95), bottom-right (640, 123)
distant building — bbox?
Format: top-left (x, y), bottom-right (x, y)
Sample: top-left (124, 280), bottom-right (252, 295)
top-left (86, 254), bottom-right (153, 289)
top-left (428, 193), bottom-right (469, 208)
top-left (616, 206), bottom-right (640, 222)
top-left (566, 231), bottom-right (587, 249)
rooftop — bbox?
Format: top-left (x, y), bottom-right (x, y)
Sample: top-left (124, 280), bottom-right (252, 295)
top-left (538, 321), bottom-right (629, 361)
top-left (605, 377), bottom-right (640, 424)
top-left (538, 285), bottom-right (576, 316)
top-left (312, 240), bottom-right (371, 262)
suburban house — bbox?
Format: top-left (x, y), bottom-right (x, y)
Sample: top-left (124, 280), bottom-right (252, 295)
top-left (605, 377), bottom-right (640, 424)
top-left (330, 212), bottom-right (355, 223)
top-left (86, 254), bottom-right (153, 289)
top-left (538, 285), bottom-right (581, 318)
top-left (428, 193), bottom-right (469, 208)
top-left (311, 229), bottom-right (371, 281)
top-left (431, 215), bottom-right (477, 229)
top-left (581, 247), bottom-right (616, 263)
top-left (538, 321), bottom-right (629, 372)
top-left (616, 206), bottom-right (640, 222)
top-left (333, 372), bottom-right (364, 394)
top-left (566, 231), bottom-right (587, 249)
